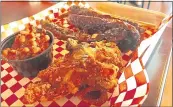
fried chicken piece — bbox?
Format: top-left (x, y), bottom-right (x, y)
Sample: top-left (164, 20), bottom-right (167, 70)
top-left (23, 82), bottom-right (51, 104)
top-left (23, 81), bottom-right (78, 104)
top-left (23, 39), bottom-right (123, 105)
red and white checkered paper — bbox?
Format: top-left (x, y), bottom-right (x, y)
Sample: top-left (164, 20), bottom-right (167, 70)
top-left (2, 1), bottom-right (168, 107)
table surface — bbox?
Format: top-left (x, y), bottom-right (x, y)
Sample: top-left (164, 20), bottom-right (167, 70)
top-left (1, 2), bottom-right (172, 106)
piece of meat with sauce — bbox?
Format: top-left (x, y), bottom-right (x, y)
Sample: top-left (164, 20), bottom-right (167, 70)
top-left (68, 14), bottom-right (140, 52)
top-left (40, 20), bottom-right (96, 42)
top-left (40, 5), bottom-right (144, 52)
top-left (68, 5), bottom-right (144, 33)
top-left (67, 5), bottom-right (145, 52)
top-left (41, 18), bottom-right (140, 52)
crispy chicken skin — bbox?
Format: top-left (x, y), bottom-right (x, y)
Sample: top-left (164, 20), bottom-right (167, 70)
top-left (23, 39), bottom-right (123, 105)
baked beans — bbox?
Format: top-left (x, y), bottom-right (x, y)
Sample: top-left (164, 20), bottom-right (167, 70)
top-left (2, 24), bottom-right (51, 60)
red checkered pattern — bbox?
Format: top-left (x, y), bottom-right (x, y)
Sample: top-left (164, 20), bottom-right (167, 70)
top-left (111, 51), bottom-right (150, 107)
top-left (0, 43), bottom-right (150, 107)
top-left (1, 1), bottom-right (153, 107)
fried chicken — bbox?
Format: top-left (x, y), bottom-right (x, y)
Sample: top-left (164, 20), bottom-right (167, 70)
top-left (23, 39), bottom-right (123, 105)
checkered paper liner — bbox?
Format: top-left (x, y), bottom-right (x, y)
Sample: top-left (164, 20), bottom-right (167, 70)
top-left (1, 1), bottom-right (170, 107)
top-left (1, 41), bottom-right (149, 107)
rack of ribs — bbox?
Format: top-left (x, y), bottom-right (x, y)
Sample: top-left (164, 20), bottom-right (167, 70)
top-left (41, 6), bottom-right (145, 52)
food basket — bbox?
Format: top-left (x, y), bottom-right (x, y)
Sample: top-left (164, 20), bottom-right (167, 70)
top-left (1, 1), bottom-right (171, 107)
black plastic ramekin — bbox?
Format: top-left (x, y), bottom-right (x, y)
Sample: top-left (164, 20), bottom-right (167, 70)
top-left (1, 30), bottom-right (54, 77)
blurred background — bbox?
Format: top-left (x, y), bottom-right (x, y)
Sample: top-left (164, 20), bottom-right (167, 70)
top-left (112, 1), bottom-right (172, 27)
top-left (110, 0), bottom-right (172, 14)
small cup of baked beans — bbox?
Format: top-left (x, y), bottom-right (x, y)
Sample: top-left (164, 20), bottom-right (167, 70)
top-left (1, 24), bottom-right (54, 77)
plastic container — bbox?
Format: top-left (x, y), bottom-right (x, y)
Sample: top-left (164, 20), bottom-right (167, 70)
top-left (1, 30), bottom-right (54, 77)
